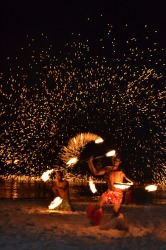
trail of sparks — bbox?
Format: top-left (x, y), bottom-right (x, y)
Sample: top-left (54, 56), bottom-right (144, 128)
top-left (0, 19), bottom-right (165, 184)
top-left (58, 132), bottom-right (101, 165)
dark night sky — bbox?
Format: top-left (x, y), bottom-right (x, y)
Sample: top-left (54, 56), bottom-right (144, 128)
top-left (0, 0), bottom-right (166, 58)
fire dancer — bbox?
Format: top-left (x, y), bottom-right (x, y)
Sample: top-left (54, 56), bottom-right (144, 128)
top-left (87, 156), bottom-right (133, 225)
top-left (51, 170), bottom-right (74, 211)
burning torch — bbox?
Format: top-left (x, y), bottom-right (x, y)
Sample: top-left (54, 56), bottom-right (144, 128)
top-left (66, 149), bottom-right (116, 166)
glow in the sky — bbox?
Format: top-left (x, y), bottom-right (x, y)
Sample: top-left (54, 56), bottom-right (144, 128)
top-left (0, 18), bottom-right (165, 184)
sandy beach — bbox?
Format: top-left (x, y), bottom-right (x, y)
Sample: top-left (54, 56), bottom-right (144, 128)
top-left (0, 198), bottom-right (165, 250)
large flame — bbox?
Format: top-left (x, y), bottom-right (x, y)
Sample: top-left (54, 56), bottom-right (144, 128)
top-left (48, 196), bottom-right (63, 209)
top-left (145, 184), bottom-right (157, 192)
top-left (89, 178), bottom-right (97, 193)
top-left (41, 169), bottom-right (54, 182)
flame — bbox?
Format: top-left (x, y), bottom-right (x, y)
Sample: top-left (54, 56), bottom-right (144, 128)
top-left (95, 137), bottom-right (104, 144)
top-left (41, 169), bottom-right (54, 182)
top-left (58, 132), bottom-right (103, 165)
top-left (105, 150), bottom-right (116, 157)
top-left (89, 178), bottom-right (97, 193)
top-left (48, 196), bottom-right (63, 209)
top-left (66, 157), bottom-right (78, 165)
top-left (114, 182), bottom-right (133, 190)
top-left (145, 185), bottom-right (157, 192)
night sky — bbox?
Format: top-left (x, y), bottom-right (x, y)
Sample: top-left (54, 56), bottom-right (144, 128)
top-left (0, 0), bottom-right (166, 184)
top-left (1, 0), bottom-right (166, 57)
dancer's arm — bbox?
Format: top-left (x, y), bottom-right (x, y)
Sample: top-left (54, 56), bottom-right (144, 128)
top-left (123, 173), bottom-right (133, 184)
top-left (87, 156), bottom-right (107, 176)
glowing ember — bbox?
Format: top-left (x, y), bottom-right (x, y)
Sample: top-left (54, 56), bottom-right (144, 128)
top-left (95, 137), bottom-right (104, 144)
top-left (66, 157), bottom-right (78, 165)
top-left (89, 178), bottom-right (97, 193)
top-left (145, 185), bottom-right (157, 192)
top-left (114, 182), bottom-right (133, 190)
top-left (48, 196), bottom-right (63, 209)
top-left (41, 169), bottom-right (54, 182)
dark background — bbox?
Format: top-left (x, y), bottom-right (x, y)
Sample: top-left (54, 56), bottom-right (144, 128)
top-left (0, 0), bottom-right (166, 58)
top-left (0, 0), bottom-right (165, 184)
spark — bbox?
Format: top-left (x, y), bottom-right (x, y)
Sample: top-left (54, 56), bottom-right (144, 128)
top-left (58, 132), bottom-right (102, 166)
top-left (0, 21), bottom-right (165, 184)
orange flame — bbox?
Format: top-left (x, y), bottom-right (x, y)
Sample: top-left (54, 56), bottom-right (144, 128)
top-left (48, 197), bottom-right (63, 209)
top-left (89, 178), bottom-right (97, 193)
top-left (66, 157), bottom-right (78, 165)
top-left (145, 185), bottom-right (157, 192)
top-left (41, 169), bottom-right (54, 182)
top-left (106, 150), bottom-right (116, 157)
top-left (95, 137), bottom-right (104, 144)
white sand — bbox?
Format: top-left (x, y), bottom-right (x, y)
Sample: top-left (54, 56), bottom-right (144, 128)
top-left (0, 199), bottom-right (166, 250)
